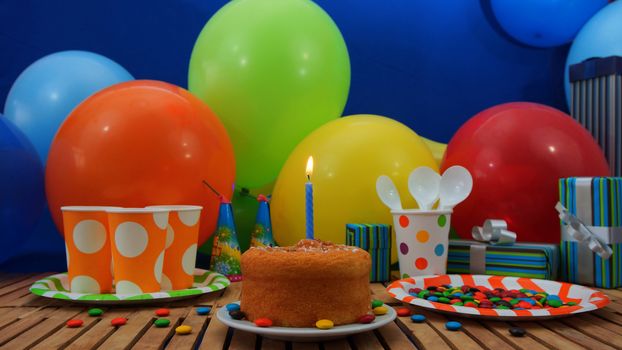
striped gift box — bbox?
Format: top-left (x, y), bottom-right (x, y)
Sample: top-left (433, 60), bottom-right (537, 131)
top-left (559, 177), bottom-right (622, 288)
top-left (345, 224), bottom-right (391, 282)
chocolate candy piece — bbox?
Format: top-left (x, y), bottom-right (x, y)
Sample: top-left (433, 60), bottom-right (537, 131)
top-left (196, 307), bottom-right (211, 315)
top-left (445, 321), bottom-right (462, 331)
top-left (154, 318), bottom-right (170, 328)
top-left (358, 314), bottom-right (375, 324)
top-left (397, 308), bottom-right (411, 317)
top-left (373, 306), bottom-right (388, 315)
top-left (226, 303), bottom-right (241, 312)
top-left (254, 318), bottom-right (273, 327)
top-left (371, 299), bottom-right (383, 308)
top-left (155, 308), bottom-right (170, 317)
top-left (547, 299), bottom-right (562, 308)
top-left (509, 327), bottom-right (526, 337)
top-left (229, 310), bottom-right (246, 320)
top-left (66, 319), bottom-right (83, 328)
top-left (88, 308), bottom-right (103, 317)
top-left (176, 325), bottom-right (192, 334)
top-left (316, 319), bottom-right (334, 329)
top-left (410, 314), bottom-right (426, 323)
top-left (111, 317), bottom-right (127, 327)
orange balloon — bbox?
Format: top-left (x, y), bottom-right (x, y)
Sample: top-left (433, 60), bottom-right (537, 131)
top-left (46, 80), bottom-right (235, 245)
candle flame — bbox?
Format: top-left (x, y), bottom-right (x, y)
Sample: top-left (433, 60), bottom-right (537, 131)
top-left (306, 156), bottom-right (314, 178)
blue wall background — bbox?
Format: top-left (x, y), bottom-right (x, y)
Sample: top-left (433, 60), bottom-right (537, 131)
top-left (0, 0), bottom-right (569, 271)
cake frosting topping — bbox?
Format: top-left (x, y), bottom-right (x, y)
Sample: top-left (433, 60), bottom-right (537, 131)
top-left (250, 239), bottom-right (364, 253)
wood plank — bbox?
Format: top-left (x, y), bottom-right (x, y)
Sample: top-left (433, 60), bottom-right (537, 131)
top-left (599, 288), bottom-right (622, 300)
top-left (518, 321), bottom-right (589, 350)
top-left (414, 309), bottom-right (484, 350)
top-left (227, 329), bottom-right (257, 349)
top-left (0, 307), bottom-right (57, 346)
top-left (165, 307), bottom-right (211, 349)
top-left (558, 317), bottom-right (622, 348)
top-left (350, 331), bottom-right (384, 350)
top-left (395, 314), bottom-right (452, 350)
top-left (260, 337), bottom-right (287, 350)
top-left (129, 308), bottom-right (188, 350)
top-left (98, 308), bottom-right (160, 350)
top-left (581, 314), bottom-right (622, 335)
top-left (458, 318), bottom-right (514, 350)
top-left (604, 301), bottom-right (622, 314)
top-left (0, 273), bottom-right (36, 289)
top-left (539, 319), bottom-right (615, 349)
top-left (0, 273), bottom-right (49, 297)
top-left (322, 339), bottom-right (351, 350)
top-left (0, 306), bottom-right (35, 330)
top-left (595, 308), bottom-right (622, 326)
top-left (198, 308), bottom-right (230, 350)
top-left (65, 309), bottom-right (133, 350)
top-left (369, 283), bottom-right (396, 304)
top-left (481, 321), bottom-right (548, 350)
top-left (291, 342), bottom-right (320, 350)
top-left (376, 321), bottom-right (417, 349)
top-left (31, 309), bottom-right (100, 350)
top-left (2, 307), bottom-right (83, 349)
top-left (214, 282), bottom-right (242, 307)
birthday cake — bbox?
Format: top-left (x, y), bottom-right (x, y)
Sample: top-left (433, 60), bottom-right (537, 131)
top-left (240, 239), bottom-right (372, 327)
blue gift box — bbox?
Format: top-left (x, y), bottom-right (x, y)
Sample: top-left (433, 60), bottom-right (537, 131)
top-left (345, 224), bottom-right (391, 282)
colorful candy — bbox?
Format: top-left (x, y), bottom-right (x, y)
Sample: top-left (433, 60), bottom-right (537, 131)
top-left (254, 318), bottom-right (273, 327)
top-left (196, 307), bottom-right (211, 315)
top-left (410, 314), bottom-right (426, 323)
top-left (66, 319), bottom-right (83, 328)
top-left (358, 314), bottom-right (375, 324)
top-left (509, 327), bottom-right (526, 337)
top-left (316, 319), bottom-right (334, 329)
top-left (445, 321), bottom-right (462, 331)
top-left (397, 308), bottom-right (411, 317)
top-left (408, 285), bottom-right (577, 311)
top-left (88, 308), bottom-right (103, 317)
top-left (111, 317), bottom-right (127, 327)
top-left (229, 310), bottom-right (246, 320)
top-left (176, 325), bottom-right (192, 335)
top-left (226, 303), bottom-right (241, 312)
top-left (371, 299), bottom-right (383, 308)
top-left (373, 306), bottom-right (388, 315)
top-left (154, 318), bottom-right (170, 328)
top-left (155, 308), bottom-right (170, 317)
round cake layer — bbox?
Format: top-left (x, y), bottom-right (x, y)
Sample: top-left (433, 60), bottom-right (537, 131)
top-left (241, 239), bottom-right (371, 327)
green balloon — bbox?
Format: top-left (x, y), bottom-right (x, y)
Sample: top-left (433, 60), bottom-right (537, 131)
top-left (188, 0), bottom-right (350, 189)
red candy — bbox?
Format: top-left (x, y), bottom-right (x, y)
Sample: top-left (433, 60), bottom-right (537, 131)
top-left (358, 314), bottom-right (376, 324)
top-left (517, 301), bottom-right (532, 309)
top-left (449, 299), bottom-right (462, 305)
top-left (111, 317), bottom-right (127, 327)
top-left (66, 319), bottom-right (83, 328)
top-left (155, 308), bottom-right (170, 317)
top-left (254, 318), bottom-right (273, 327)
top-left (397, 308), bottom-right (411, 317)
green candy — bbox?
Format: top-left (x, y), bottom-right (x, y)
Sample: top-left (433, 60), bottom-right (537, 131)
top-left (497, 305), bottom-right (510, 310)
top-left (489, 297), bottom-right (501, 303)
top-left (460, 295), bottom-right (474, 301)
top-left (547, 300), bottom-right (562, 308)
top-left (519, 288), bottom-right (530, 293)
top-left (438, 297), bottom-right (451, 304)
top-left (88, 308), bottom-right (104, 317)
top-left (509, 299), bottom-right (520, 305)
top-left (434, 292), bottom-right (443, 297)
top-left (452, 302), bottom-right (464, 306)
top-left (443, 291), bottom-right (451, 297)
top-left (154, 318), bottom-right (170, 328)
top-left (371, 300), bottom-right (384, 308)
top-left (567, 302), bottom-right (577, 306)
top-left (417, 291), bottom-right (430, 299)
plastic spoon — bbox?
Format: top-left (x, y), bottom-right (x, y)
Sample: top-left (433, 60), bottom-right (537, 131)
top-left (439, 166), bottom-right (473, 210)
top-left (407, 166), bottom-right (441, 210)
top-left (376, 175), bottom-right (403, 211)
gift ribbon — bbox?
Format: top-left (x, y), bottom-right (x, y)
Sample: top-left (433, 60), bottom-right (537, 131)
top-left (469, 220), bottom-right (517, 274)
top-left (556, 202), bottom-right (614, 260)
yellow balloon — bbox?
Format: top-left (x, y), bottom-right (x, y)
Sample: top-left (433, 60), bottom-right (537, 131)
top-left (420, 137), bottom-right (447, 166)
top-left (271, 115), bottom-right (438, 263)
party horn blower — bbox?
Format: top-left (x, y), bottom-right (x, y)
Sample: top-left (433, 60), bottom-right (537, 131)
top-left (250, 195), bottom-right (276, 247)
top-left (210, 195), bottom-right (242, 281)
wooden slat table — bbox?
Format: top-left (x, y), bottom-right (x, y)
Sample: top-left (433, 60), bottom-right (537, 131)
top-left (0, 273), bottom-right (621, 349)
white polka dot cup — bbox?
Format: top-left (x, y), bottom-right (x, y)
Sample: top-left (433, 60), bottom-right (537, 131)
top-left (146, 205), bottom-right (202, 290)
top-left (61, 206), bottom-right (118, 293)
top-left (392, 209), bottom-right (452, 279)
top-left (106, 207), bottom-right (170, 295)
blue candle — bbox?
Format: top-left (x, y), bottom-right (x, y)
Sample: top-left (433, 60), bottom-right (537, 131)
top-left (305, 156), bottom-right (314, 239)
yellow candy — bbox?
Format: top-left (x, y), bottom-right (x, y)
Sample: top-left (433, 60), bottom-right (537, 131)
top-left (525, 293), bottom-right (533, 297)
top-left (373, 306), bottom-right (388, 315)
top-left (316, 319), bottom-right (334, 330)
top-left (175, 325), bottom-right (192, 335)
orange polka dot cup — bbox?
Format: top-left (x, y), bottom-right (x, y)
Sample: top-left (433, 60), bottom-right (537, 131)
top-left (106, 207), bottom-right (170, 294)
top-left (61, 206), bottom-right (118, 293)
top-left (392, 209), bottom-right (452, 278)
top-left (146, 205), bottom-right (202, 290)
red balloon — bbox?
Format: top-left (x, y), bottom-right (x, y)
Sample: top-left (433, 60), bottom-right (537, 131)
top-left (441, 102), bottom-right (609, 243)
top-left (46, 80), bottom-right (235, 245)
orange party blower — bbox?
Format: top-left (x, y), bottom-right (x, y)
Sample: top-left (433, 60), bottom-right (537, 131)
top-left (61, 206), bottom-right (116, 293)
top-left (106, 208), bottom-right (169, 294)
top-left (147, 205), bottom-right (202, 290)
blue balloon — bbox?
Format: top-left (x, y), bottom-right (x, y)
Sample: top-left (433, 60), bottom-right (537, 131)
top-left (491, 0), bottom-right (607, 48)
top-left (565, 1), bottom-right (622, 105)
top-left (3, 51), bottom-right (133, 164)
top-left (0, 115), bottom-right (45, 264)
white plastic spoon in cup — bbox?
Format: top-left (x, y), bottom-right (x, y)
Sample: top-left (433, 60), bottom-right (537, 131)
top-left (407, 166), bottom-right (441, 210)
top-left (376, 175), bottom-right (403, 211)
top-left (439, 166), bottom-right (473, 210)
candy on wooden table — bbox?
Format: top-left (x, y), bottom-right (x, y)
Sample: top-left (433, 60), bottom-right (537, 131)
top-left (358, 314), bottom-right (375, 324)
top-left (410, 314), bottom-right (426, 323)
top-left (176, 325), bottom-right (192, 334)
top-left (226, 303), bottom-right (241, 312)
top-left (154, 318), bottom-right (170, 328)
top-left (509, 327), bottom-right (526, 337)
top-left (445, 321), bottom-right (462, 331)
top-left (111, 317), bottom-right (127, 327)
top-left (196, 307), bottom-right (211, 315)
top-left (397, 308), bottom-right (411, 317)
top-left (373, 306), bottom-right (388, 315)
top-left (88, 308), bottom-right (103, 317)
top-left (155, 308), bottom-right (170, 317)
top-left (254, 318), bottom-right (273, 327)
top-left (66, 319), bottom-right (83, 328)
top-left (315, 319), bottom-right (334, 329)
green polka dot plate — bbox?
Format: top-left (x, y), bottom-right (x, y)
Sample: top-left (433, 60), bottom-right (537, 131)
top-left (29, 268), bottom-right (230, 305)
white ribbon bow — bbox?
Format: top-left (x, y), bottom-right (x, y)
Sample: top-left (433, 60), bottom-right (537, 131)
top-left (471, 219), bottom-right (516, 245)
top-left (556, 202), bottom-right (612, 259)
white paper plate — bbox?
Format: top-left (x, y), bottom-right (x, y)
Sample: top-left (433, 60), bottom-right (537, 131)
top-left (217, 301), bottom-right (397, 342)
